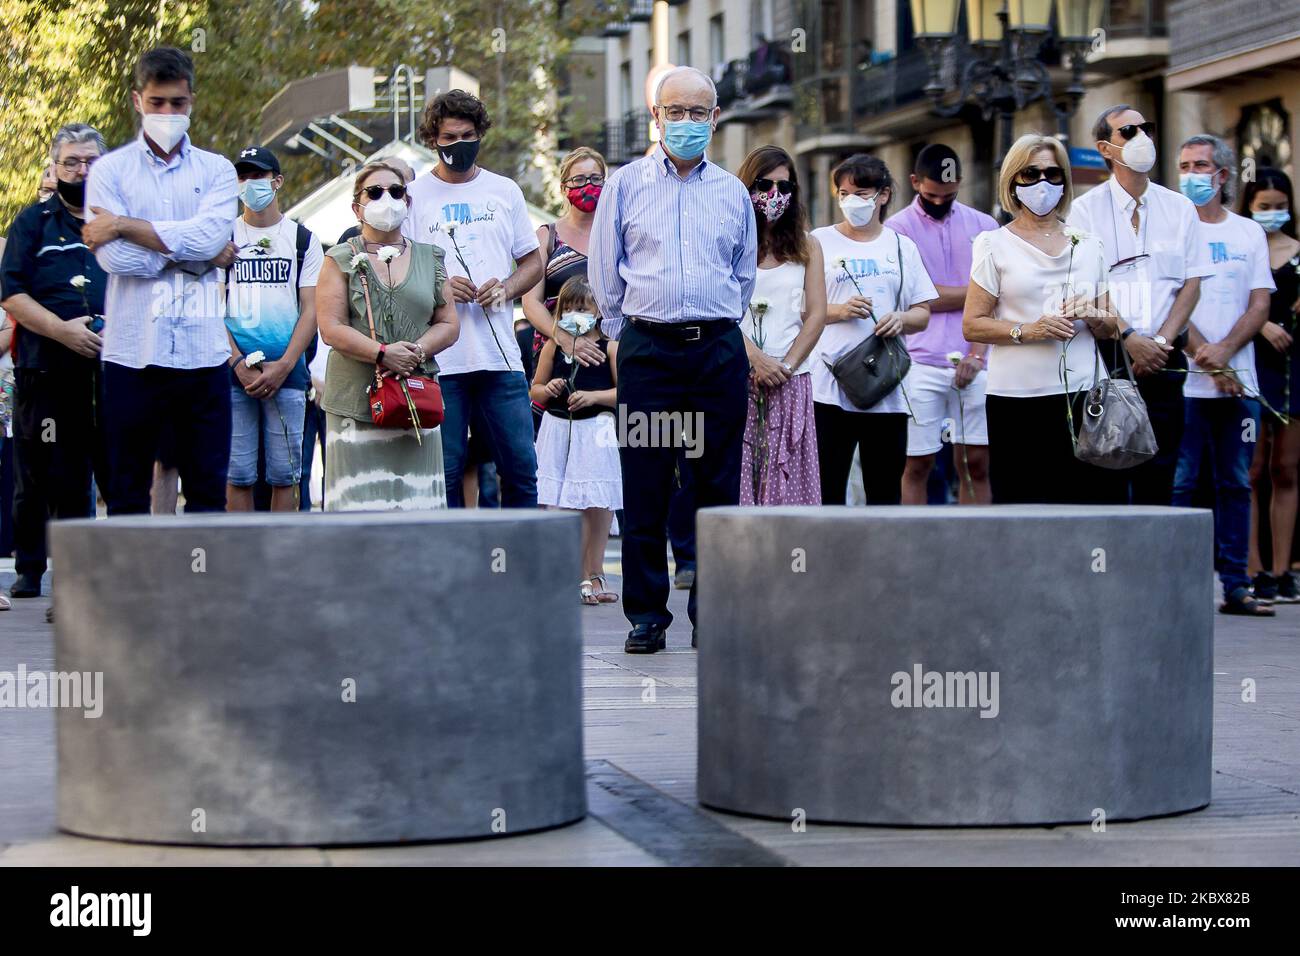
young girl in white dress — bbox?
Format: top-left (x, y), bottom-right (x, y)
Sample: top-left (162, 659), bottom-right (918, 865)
top-left (530, 276), bottom-right (623, 604)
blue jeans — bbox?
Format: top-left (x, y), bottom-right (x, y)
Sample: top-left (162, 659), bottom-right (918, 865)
top-left (440, 370), bottom-right (538, 508)
top-left (1172, 397), bottom-right (1260, 594)
top-left (228, 385), bottom-right (307, 487)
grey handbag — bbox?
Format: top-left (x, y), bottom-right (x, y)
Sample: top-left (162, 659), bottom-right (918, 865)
top-left (1072, 337), bottom-right (1158, 470)
top-left (826, 232), bottom-right (912, 411)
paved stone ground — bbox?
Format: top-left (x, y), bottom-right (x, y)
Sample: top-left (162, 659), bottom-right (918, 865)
top-left (1, 548), bottom-right (1297, 866)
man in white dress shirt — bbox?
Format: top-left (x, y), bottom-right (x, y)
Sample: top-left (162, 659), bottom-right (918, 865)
top-left (82, 47), bottom-right (238, 514)
top-left (1067, 104), bottom-right (1212, 504)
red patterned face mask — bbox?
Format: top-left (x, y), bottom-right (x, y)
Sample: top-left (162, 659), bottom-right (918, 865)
top-left (566, 183), bottom-right (601, 212)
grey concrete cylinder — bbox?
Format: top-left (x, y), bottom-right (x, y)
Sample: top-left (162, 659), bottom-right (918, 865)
top-left (52, 511), bottom-right (586, 845)
top-left (697, 505), bottom-right (1214, 826)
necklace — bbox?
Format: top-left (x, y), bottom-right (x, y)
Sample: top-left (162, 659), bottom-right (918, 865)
top-left (362, 237), bottom-right (408, 254)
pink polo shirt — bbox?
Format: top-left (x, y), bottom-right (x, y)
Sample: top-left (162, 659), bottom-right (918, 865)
top-left (886, 196), bottom-right (999, 368)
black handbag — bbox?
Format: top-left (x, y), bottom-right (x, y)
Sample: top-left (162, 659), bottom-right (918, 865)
top-left (825, 232), bottom-right (912, 410)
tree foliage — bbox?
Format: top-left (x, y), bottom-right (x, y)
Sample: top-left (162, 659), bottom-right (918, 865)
top-left (1, 0), bottom-right (605, 229)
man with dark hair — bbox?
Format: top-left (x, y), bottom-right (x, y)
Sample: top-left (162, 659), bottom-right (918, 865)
top-left (0, 123), bottom-right (109, 600)
top-left (404, 89), bottom-right (543, 508)
top-left (1067, 104), bottom-right (1210, 505)
top-left (81, 46), bottom-right (239, 514)
top-left (887, 143), bottom-right (998, 505)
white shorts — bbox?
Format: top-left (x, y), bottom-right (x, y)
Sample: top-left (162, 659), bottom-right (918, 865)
top-left (904, 362), bottom-right (989, 456)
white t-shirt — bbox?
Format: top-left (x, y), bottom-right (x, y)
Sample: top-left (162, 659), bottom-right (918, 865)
top-left (740, 261), bottom-right (811, 374)
top-left (1184, 211), bottom-right (1276, 400)
top-left (969, 228), bottom-right (1110, 398)
top-left (404, 168), bottom-right (540, 376)
top-left (810, 225), bottom-right (938, 413)
top-left (225, 216), bottom-right (323, 390)
top-left (1067, 178), bottom-right (1212, 334)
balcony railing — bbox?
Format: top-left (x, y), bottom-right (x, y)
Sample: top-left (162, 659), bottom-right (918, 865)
top-left (852, 47), bottom-right (936, 119)
top-left (601, 119), bottom-right (626, 165)
top-left (628, 0), bottom-right (654, 21)
top-left (717, 40), bottom-right (794, 114)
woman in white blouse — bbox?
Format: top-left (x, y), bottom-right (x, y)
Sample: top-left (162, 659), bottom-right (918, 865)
top-left (736, 145), bottom-right (827, 505)
top-left (963, 134), bottom-right (1124, 504)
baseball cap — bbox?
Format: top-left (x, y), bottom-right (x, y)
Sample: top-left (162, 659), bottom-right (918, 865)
top-left (234, 145), bottom-right (280, 176)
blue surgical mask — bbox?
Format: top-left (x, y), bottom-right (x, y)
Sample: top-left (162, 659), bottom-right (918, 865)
top-left (661, 119), bottom-right (713, 161)
top-left (1252, 210), bottom-right (1292, 233)
top-left (558, 311), bottom-right (597, 338)
top-left (1179, 172), bottom-right (1219, 207)
top-left (240, 178), bottom-right (276, 212)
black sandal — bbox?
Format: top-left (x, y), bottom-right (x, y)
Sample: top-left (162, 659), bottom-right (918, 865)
top-left (1220, 588), bottom-right (1276, 617)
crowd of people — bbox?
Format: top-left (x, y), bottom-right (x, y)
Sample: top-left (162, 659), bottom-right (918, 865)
top-left (1, 48), bottom-right (1296, 639)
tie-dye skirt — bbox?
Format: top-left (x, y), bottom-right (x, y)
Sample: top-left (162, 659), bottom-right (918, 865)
top-left (324, 413), bottom-right (447, 511)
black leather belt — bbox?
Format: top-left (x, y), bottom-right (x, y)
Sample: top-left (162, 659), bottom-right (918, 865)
top-left (630, 318), bottom-right (734, 342)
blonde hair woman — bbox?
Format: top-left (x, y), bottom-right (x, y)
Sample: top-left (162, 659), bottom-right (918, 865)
top-left (315, 162), bottom-right (459, 510)
top-left (522, 147), bottom-right (609, 377)
top-left (963, 134), bottom-right (1124, 504)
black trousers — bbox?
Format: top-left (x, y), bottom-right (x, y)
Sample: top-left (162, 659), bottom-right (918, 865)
top-left (103, 362), bottom-right (232, 515)
top-left (813, 402), bottom-right (908, 505)
top-left (617, 321), bottom-right (748, 630)
top-left (986, 392), bottom-right (1127, 504)
top-left (11, 366), bottom-right (108, 578)
top-left (1100, 342), bottom-right (1187, 505)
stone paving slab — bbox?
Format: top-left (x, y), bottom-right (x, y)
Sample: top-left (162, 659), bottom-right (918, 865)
top-left (2, 553), bottom-right (1298, 866)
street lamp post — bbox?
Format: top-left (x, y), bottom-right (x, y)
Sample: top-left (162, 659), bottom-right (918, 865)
top-left (911, 0), bottom-right (1106, 167)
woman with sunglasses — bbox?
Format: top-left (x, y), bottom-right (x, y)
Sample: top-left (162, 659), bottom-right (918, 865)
top-left (734, 145), bottom-right (827, 504)
top-left (1242, 167), bottom-right (1300, 603)
top-left (963, 134), bottom-right (1124, 504)
top-left (315, 162), bottom-right (459, 510)
top-left (522, 147), bottom-right (609, 428)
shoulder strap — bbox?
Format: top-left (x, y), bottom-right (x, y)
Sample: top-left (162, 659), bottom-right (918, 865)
top-left (546, 221), bottom-right (557, 258)
top-left (349, 238), bottom-right (385, 392)
top-left (294, 221), bottom-right (311, 293)
top-left (895, 230), bottom-right (905, 313)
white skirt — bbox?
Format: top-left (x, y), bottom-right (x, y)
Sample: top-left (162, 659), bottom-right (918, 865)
top-left (536, 411), bottom-right (623, 513)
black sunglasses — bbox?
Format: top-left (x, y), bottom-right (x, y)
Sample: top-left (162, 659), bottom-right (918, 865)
top-left (752, 178), bottom-right (794, 195)
top-left (362, 184), bottom-right (407, 201)
top-left (1015, 165), bottom-right (1066, 186)
top-left (1115, 122), bottom-right (1156, 141)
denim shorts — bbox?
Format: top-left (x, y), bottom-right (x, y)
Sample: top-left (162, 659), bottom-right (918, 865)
top-left (228, 385), bottom-right (307, 487)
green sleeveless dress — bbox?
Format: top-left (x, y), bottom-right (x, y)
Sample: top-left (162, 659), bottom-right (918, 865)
top-left (321, 238), bottom-right (449, 511)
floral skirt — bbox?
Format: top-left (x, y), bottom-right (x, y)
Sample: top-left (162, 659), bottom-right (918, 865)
top-left (740, 371), bottom-right (821, 505)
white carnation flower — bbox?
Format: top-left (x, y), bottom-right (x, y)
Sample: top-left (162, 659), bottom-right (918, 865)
top-left (244, 350), bottom-right (266, 368)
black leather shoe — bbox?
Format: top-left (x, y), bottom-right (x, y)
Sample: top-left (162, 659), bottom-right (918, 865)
top-left (9, 575), bottom-right (41, 599)
top-left (691, 627), bottom-right (697, 649)
top-left (625, 623), bottom-right (667, 654)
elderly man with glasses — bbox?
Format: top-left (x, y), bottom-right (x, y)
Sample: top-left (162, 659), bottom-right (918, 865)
top-left (588, 66), bottom-right (758, 654)
top-left (1067, 104), bottom-right (1212, 505)
top-left (0, 124), bottom-right (110, 602)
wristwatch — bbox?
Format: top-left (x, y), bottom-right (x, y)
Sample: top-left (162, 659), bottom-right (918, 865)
top-left (1120, 327), bottom-right (1136, 341)
top-left (1151, 334), bottom-right (1168, 346)
top-left (1010, 324), bottom-right (1024, 345)
top-left (375, 343), bottom-right (387, 366)
top-left (780, 361), bottom-right (794, 375)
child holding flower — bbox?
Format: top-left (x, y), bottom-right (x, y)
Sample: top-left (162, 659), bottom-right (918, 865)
top-left (529, 276), bottom-right (621, 604)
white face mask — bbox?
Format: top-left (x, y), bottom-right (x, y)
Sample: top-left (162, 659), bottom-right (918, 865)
top-left (1115, 132), bottom-right (1157, 174)
top-left (1015, 180), bottom-right (1065, 217)
top-left (839, 193), bottom-right (878, 227)
top-left (141, 112), bottom-right (190, 153)
top-left (362, 194), bottom-right (408, 232)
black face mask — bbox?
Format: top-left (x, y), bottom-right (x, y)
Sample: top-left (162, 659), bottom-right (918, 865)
top-left (438, 138), bottom-right (480, 173)
top-left (919, 195), bottom-right (954, 220)
top-left (56, 177), bottom-right (86, 208)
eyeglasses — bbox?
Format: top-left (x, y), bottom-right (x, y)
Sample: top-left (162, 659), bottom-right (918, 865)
top-left (752, 178), bottom-right (794, 195)
top-left (57, 157), bottom-right (97, 172)
top-left (1115, 122), bottom-right (1157, 141)
top-left (361, 184), bottom-right (407, 201)
top-left (1015, 165), bottom-right (1066, 186)
top-left (659, 105), bottom-right (713, 123)
top-left (564, 174), bottom-right (604, 188)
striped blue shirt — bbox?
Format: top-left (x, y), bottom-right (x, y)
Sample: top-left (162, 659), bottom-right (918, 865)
top-left (86, 133), bottom-right (238, 369)
top-left (588, 145), bottom-right (757, 341)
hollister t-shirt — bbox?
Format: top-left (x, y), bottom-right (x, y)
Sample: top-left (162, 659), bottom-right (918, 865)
top-left (810, 224), bottom-right (938, 414)
top-left (403, 167), bottom-right (540, 376)
top-left (1184, 211), bottom-right (1276, 400)
top-left (225, 216), bottom-right (323, 390)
